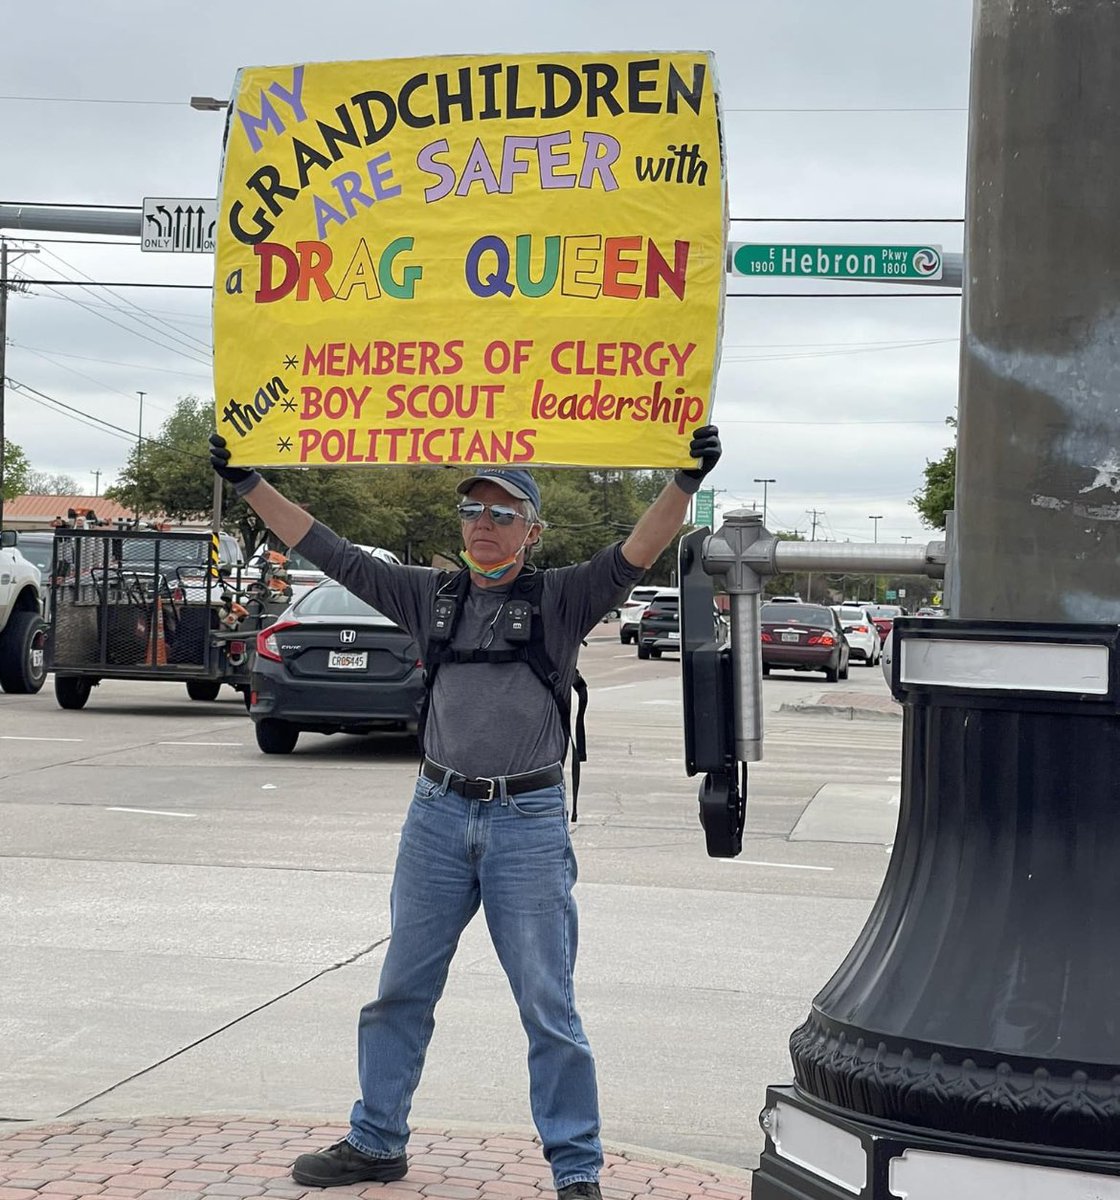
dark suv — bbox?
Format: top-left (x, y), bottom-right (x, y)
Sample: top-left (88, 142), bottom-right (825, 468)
top-left (637, 589), bottom-right (680, 659)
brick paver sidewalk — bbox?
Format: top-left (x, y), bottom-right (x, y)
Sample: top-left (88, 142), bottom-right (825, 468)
top-left (0, 1118), bottom-right (752, 1200)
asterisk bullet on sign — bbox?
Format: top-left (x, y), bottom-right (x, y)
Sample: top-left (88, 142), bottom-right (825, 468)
top-left (281, 398), bottom-right (297, 412)
top-left (277, 436), bottom-right (293, 453)
top-left (283, 354), bottom-right (298, 369)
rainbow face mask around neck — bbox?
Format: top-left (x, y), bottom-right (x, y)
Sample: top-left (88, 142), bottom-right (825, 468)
top-left (459, 548), bottom-right (522, 579)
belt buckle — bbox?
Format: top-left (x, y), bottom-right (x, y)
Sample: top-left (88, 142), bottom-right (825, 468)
top-left (478, 776), bottom-right (498, 801)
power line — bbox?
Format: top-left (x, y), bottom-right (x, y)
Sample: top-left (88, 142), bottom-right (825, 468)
top-left (35, 245), bottom-right (212, 354)
top-left (6, 376), bottom-right (210, 461)
top-left (717, 418), bottom-right (947, 426)
top-left (19, 279), bottom-right (211, 290)
top-left (0, 95), bottom-right (187, 107)
top-left (731, 216), bottom-right (964, 223)
top-left (724, 106), bottom-right (966, 113)
top-left (14, 345), bottom-right (176, 417)
top-left (9, 342), bottom-right (211, 379)
top-left (24, 281), bottom-right (212, 364)
top-left (730, 290), bottom-right (961, 297)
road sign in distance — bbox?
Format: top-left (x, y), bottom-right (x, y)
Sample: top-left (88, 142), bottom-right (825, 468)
top-left (694, 488), bottom-right (715, 528)
top-left (731, 243), bottom-right (942, 281)
top-left (142, 198), bottom-right (218, 253)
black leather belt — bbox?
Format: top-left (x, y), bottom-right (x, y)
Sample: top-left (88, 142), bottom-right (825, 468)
top-left (421, 758), bottom-right (564, 800)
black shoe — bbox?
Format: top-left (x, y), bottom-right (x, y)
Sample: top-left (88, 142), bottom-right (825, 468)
top-left (558, 1184), bottom-right (602, 1200)
top-left (291, 1139), bottom-right (408, 1188)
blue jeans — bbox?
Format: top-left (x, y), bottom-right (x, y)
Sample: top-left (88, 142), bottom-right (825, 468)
top-left (346, 773), bottom-right (601, 1189)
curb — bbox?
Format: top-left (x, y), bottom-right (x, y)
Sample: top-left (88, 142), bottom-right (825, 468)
top-left (778, 701), bottom-right (900, 722)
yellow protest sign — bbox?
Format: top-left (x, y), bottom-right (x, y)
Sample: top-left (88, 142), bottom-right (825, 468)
top-left (213, 53), bottom-right (726, 469)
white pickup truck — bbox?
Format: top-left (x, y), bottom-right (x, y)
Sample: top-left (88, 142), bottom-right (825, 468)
top-left (0, 530), bottom-right (47, 693)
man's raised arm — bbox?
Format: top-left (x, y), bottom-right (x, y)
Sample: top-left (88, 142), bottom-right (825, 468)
top-left (622, 425), bottom-right (722, 569)
top-left (209, 434), bottom-right (312, 547)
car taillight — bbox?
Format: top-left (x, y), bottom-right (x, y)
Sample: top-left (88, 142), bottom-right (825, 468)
top-left (256, 620), bottom-right (299, 662)
top-left (852, 624), bottom-right (869, 633)
top-left (171, 587), bottom-right (185, 602)
top-left (760, 631), bottom-right (773, 642)
top-left (229, 640), bottom-right (246, 656)
top-left (642, 607), bottom-right (655, 618)
top-left (808, 633), bottom-right (836, 646)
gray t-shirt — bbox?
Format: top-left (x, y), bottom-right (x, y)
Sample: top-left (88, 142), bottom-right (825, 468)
top-left (293, 522), bottom-right (644, 778)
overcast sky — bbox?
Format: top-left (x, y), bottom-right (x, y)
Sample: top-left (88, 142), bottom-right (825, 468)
top-left (1, 0), bottom-right (971, 544)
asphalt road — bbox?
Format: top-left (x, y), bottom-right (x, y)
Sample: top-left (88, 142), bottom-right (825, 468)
top-left (0, 624), bottom-right (902, 1170)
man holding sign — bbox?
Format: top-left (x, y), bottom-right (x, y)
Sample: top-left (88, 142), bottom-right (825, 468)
top-left (210, 426), bottom-right (721, 1197)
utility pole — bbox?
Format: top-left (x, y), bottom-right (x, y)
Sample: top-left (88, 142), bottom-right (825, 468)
top-left (805, 508), bottom-right (823, 602)
top-left (753, 478), bottom-right (775, 528)
top-left (0, 238), bottom-right (36, 531)
top-left (136, 391), bottom-right (146, 458)
top-left (1, 240), bottom-right (8, 530)
top-left (91, 469), bottom-right (102, 498)
top-left (868, 514), bottom-right (883, 602)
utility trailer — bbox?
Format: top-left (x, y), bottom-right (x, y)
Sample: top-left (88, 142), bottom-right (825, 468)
top-left (46, 527), bottom-right (286, 709)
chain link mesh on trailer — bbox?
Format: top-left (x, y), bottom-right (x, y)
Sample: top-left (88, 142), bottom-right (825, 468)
top-left (49, 529), bottom-right (218, 674)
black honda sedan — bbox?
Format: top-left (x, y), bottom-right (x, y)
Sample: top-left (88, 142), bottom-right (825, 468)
top-left (249, 581), bottom-right (425, 754)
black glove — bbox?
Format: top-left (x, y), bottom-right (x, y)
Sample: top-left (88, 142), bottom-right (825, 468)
top-left (209, 433), bottom-right (261, 497)
top-left (675, 424), bottom-right (722, 495)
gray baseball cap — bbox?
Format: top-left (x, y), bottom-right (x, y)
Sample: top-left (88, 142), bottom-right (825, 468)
top-left (456, 468), bottom-right (541, 512)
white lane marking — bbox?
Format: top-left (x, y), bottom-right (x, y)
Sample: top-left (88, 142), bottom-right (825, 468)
top-left (595, 683), bottom-right (637, 693)
top-left (157, 741), bottom-right (243, 747)
top-left (887, 775), bottom-right (901, 782)
top-left (717, 859), bottom-right (834, 872)
top-left (106, 806), bottom-right (197, 818)
top-left (641, 699), bottom-right (677, 706)
top-left (1, 735), bottom-right (84, 742)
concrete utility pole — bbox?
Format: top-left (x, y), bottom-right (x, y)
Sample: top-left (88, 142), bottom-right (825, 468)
top-left (91, 469), bottom-right (101, 497)
top-left (749, 3), bottom-right (1120, 1197)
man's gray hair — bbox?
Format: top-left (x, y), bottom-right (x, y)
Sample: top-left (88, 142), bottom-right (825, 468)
top-left (522, 499), bottom-right (544, 554)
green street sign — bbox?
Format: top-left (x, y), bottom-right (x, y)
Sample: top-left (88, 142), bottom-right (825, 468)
top-left (694, 488), bottom-right (715, 528)
top-left (885, 589), bottom-right (898, 600)
top-left (731, 243), bottom-right (943, 281)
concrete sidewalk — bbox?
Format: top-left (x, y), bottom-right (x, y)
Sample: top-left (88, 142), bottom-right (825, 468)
top-left (0, 1118), bottom-right (753, 1200)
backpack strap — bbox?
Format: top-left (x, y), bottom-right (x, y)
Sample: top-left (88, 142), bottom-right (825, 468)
top-left (420, 566), bottom-right (588, 822)
top-left (417, 567), bottom-right (471, 751)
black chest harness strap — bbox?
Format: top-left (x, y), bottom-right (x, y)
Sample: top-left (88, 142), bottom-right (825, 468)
top-left (418, 566), bottom-right (589, 821)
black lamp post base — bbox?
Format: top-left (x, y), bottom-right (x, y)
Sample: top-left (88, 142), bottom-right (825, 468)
top-left (752, 1084), bottom-right (1120, 1200)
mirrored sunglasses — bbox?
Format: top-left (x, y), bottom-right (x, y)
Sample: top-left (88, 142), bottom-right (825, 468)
top-left (457, 501), bottom-right (526, 526)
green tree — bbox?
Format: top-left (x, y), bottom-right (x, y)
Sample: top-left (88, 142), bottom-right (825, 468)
top-left (764, 530), bottom-right (806, 598)
top-left (107, 397), bottom-right (436, 554)
top-left (3, 441), bottom-right (32, 501)
top-left (914, 417), bottom-right (958, 530)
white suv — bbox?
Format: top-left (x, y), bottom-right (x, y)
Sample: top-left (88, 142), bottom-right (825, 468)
top-left (833, 604), bottom-right (880, 666)
top-left (618, 585), bottom-right (664, 645)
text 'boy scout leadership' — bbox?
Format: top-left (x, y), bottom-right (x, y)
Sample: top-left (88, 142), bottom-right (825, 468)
top-left (209, 426), bottom-right (722, 1199)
